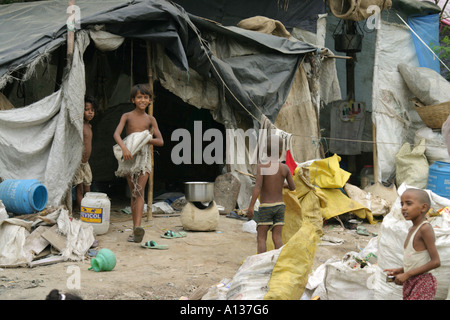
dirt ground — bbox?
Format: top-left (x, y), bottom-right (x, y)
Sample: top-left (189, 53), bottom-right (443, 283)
top-left (0, 196), bottom-right (380, 300)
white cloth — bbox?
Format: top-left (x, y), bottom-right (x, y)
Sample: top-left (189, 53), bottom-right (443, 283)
top-left (113, 130), bottom-right (152, 178)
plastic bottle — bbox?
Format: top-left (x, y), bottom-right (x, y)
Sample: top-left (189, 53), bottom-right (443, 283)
top-left (360, 165), bottom-right (374, 189)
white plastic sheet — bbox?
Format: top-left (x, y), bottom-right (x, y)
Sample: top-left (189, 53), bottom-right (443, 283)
top-left (0, 31), bottom-right (90, 207)
top-left (372, 20), bottom-right (423, 182)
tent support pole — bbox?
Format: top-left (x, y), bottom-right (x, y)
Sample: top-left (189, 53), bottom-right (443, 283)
top-left (372, 123), bottom-right (378, 184)
top-left (146, 41), bottom-right (155, 222)
top-left (66, 0), bottom-right (76, 67)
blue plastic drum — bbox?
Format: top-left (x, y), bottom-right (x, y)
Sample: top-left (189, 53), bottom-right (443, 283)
top-left (0, 179), bottom-right (48, 214)
top-left (427, 161), bottom-right (450, 198)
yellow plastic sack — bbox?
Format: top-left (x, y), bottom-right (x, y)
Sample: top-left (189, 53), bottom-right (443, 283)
top-left (265, 220), bottom-right (320, 300)
top-left (264, 167), bottom-right (323, 299)
top-left (264, 164), bottom-right (374, 300)
top-left (266, 167), bottom-right (324, 251)
top-left (308, 154), bottom-right (374, 224)
top-left (309, 154), bottom-right (351, 188)
top-left (319, 188), bottom-right (374, 224)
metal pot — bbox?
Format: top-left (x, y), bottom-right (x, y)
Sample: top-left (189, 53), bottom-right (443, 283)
top-left (184, 182), bottom-right (214, 202)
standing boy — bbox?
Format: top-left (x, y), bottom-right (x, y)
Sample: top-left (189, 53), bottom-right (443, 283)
top-left (247, 135), bottom-right (296, 253)
top-left (113, 84), bottom-right (163, 243)
top-left (384, 188), bottom-right (441, 300)
top-left (74, 96), bottom-right (96, 212)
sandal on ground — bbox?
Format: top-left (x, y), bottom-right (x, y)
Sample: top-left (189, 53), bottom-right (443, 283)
top-left (356, 226), bottom-right (370, 236)
top-left (161, 230), bottom-right (187, 239)
top-left (141, 240), bottom-right (168, 250)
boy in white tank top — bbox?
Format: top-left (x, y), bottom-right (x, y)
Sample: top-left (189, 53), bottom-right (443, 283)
top-left (384, 188), bottom-right (440, 300)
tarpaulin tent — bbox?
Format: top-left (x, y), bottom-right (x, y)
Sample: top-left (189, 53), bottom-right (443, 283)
top-left (0, 0), bottom-right (318, 207)
top-left (173, 0), bottom-right (327, 33)
top-left (371, 0), bottom-right (449, 183)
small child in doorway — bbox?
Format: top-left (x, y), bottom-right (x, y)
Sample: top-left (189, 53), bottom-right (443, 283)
top-left (113, 84), bottom-right (163, 243)
top-left (247, 135), bottom-right (296, 254)
top-left (73, 96), bottom-right (96, 212)
top-left (384, 188), bottom-right (440, 300)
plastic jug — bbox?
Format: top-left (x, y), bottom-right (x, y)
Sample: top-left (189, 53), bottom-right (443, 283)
top-left (89, 248), bottom-right (116, 272)
top-left (80, 192), bottom-right (111, 235)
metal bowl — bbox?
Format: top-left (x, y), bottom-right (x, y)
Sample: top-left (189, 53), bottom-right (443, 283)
top-left (184, 182), bottom-right (214, 202)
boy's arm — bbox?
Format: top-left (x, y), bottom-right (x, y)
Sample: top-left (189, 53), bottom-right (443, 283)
top-left (284, 164), bottom-right (296, 191)
top-left (81, 125), bottom-right (92, 163)
top-left (149, 116), bottom-right (164, 147)
top-left (247, 164), bottom-right (263, 220)
top-left (113, 114), bottom-right (132, 160)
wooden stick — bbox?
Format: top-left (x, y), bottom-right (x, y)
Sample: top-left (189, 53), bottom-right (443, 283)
top-left (372, 123), bottom-right (378, 184)
top-left (66, 0), bottom-right (76, 66)
top-left (146, 41), bottom-right (155, 222)
top-left (235, 169), bottom-right (255, 179)
top-left (325, 55), bottom-right (353, 60)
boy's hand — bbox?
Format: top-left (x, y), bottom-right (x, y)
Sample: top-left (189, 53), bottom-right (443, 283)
top-left (122, 147), bottom-right (132, 160)
top-left (384, 268), bottom-right (402, 276)
top-left (247, 207), bottom-right (254, 220)
top-left (384, 268), bottom-right (406, 285)
top-left (393, 272), bottom-right (410, 285)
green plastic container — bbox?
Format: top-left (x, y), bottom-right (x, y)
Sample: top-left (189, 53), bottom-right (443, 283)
top-left (89, 248), bottom-right (116, 272)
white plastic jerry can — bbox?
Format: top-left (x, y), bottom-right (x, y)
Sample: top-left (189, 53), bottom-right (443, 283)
top-left (80, 192), bottom-right (111, 235)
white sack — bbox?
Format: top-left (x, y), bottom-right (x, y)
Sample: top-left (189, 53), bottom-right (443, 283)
top-left (226, 248), bottom-right (282, 300)
top-left (414, 126), bottom-right (450, 164)
top-left (0, 218), bottom-right (33, 266)
top-left (344, 183), bottom-right (390, 216)
top-left (395, 140), bottom-right (429, 189)
top-left (398, 63), bottom-right (450, 106)
top-left (89, 29), bottom-right (124, 52)
top-left (323, 260), bottom-right (378, 300)
top-left (312, 237), bottom-right (379, 300)
top-left (443, 115), bottom-right (450, 157)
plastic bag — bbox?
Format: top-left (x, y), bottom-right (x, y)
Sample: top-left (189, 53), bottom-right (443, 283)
top-left (242, 220), bottom-right (257, 234)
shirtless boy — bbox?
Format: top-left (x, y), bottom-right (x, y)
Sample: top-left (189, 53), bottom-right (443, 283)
top-left (113, 84), bottom-right (163, 243)
top-left (384, 188), bottom-right (440, 300)
top-left (247, 135), bottom-right (296, 253)
top-left (74, 96), bottom-right (95, 212)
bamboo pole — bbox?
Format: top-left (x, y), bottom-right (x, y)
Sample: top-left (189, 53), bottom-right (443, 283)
top-left (66, 0), bottom-right (76, 66)
top-left (146, 41), bottom-right (155, 222)
top-left (372, 123), bottom-right (378, 184)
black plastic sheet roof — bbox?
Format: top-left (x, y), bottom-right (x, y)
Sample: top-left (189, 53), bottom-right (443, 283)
top-left (0, 0), bottom-right (317, 122)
